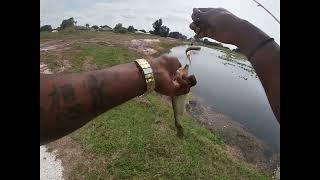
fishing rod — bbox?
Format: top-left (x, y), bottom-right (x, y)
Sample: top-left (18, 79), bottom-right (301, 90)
top-left (252, 0), bottom-right (280, 24)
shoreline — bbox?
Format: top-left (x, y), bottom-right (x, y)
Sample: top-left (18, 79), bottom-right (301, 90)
top-left (160, 93), bottom-right (279, 171)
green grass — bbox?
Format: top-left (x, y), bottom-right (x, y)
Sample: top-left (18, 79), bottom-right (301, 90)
top-left (72, 43), bottom-right (141, 69)
top-left (158, 41), bottom-right (183, 54)
top-left (41, 43), bottom-right (141, 72)
top-left (72, 94), bottom-right (269, 179)
top-left (41, 31), bottom-right (270, 179)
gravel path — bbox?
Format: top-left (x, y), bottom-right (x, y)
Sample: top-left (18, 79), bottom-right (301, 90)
top-left (40, 146), bottom-right (64, 180)
top-left (40, 62), bottom-right (64, 180)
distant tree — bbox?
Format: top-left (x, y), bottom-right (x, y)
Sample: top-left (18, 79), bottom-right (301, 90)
top-left (168, 32), bottom-right (179, 39)
top-left (91, 25), bottom-right (99, 30)
top-left (159, 26), bottom-right (170, 37)
top-left (168, 31), bottom-right (187, 39)
top-left (152, 19), bottom-right (162, 35)
top-left (40, 25), bottom-right (52, 32)
top-left (85, 23), bottom-right (90, 29)
top-left (127, 25), bottom-right (136, 32)
top-left (114, 23), bottom-right (127, 33)
top-left (139, 29), bottom-right (146, 33)
top-left (59, 17), bottom-right (76, 30)
top-left (149, 30), bottom-right (153, 34)
top-left (100, 25), bottom-right (111, 29)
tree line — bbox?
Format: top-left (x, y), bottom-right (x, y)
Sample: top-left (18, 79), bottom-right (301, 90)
top-left (40, 17), bottom-right (233, 50)
top-left (40, 17), bottom-right (187, 40)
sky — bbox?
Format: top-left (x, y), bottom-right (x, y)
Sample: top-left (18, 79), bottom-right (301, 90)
top-left (40, 0), bottom-right (280, 47)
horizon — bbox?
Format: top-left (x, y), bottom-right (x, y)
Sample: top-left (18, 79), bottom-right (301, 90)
top-left (41, 0), bottom-right (280, 48)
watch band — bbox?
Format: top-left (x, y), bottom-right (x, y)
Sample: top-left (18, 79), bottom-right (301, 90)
top-left (135, 59), bottom-right (155, 95)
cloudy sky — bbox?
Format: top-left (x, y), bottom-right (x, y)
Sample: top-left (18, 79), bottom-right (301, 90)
top-left (40, 0), bottom-right (280, 45)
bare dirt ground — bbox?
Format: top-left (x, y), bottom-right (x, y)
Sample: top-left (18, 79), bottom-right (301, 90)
top-left (46, 135), bottom-right (101, 180)
top-left (128, 39), bottom-right (160, 56)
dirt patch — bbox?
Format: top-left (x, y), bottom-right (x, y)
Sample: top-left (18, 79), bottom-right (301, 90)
top-left (56, 60), bottom-right (72, 73)
top-left (82, 57), bottom-right (98, 71)
top-left (46, 135), bottom-right (98, 180)
top-left (128, 39), bottom-right (160, 56)
top-left (40, 62), bottom-right (53, 74)
top-left (40, 40), bottom-right (72, 52)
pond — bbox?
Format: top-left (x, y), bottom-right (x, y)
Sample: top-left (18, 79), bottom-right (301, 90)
top-left (168, 45), bottom-right (280, 155)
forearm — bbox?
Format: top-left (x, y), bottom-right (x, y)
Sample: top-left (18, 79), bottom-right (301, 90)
top-left (251, 42), bottom-right (280, 122)
top-left (235, 20), bottom-right (280, 122)
top-left (40, 62), bottom-right (146, 144)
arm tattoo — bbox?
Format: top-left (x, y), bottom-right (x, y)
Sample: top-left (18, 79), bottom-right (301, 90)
top-left (85, 75), bottom-right (107, 109)
top-left (47, 83), bottom-right (82, 122)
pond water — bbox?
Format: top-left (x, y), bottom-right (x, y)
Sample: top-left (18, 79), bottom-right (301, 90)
top-left (168, 45), bottom-right (280, 154)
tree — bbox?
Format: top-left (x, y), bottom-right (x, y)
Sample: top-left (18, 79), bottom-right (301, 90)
top-left (59, 17), bottom-right (76, 30)
top-left (159, 26), bottom-right (170, 37)
top-left (152, 19), bottom-right (162, 35)
top-left (127, 25), bottom-right (136, 32)
top-left (40, 25), bottom-right (52, 32)
top-left (114, 23), bottom-right (127, 33)
top-left (139, 29), bottom-right (146, 33)
top-left (168, 31), bottom-right (187, 39)
top-left (91, 25), bottom-right (99, 30)
top-left (85, 23), bottom-right (90, 29)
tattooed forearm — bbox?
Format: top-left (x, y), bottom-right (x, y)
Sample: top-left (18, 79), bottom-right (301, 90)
top-left (40, 61), bottom-right (146, 144)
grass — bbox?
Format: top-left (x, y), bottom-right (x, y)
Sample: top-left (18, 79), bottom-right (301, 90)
top-left (72, 94), bottom-right (269, 179)
top-left (158, 41), bottom-right (183, 54)
top-left (41, 31), bottom-right (271, 179)
top-left (41, 42), bottom-right (141, 72)
top-left (72, 43), bottom-right (141, 69)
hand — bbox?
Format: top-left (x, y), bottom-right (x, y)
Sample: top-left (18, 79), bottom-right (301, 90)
top-left (148, 55), bottom-right (197, 96)
top-left (189, 8), bottom-right (244, 45)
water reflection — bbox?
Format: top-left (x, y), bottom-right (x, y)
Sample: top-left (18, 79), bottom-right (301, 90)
top-left (168, 45), bottom-right (280, 154)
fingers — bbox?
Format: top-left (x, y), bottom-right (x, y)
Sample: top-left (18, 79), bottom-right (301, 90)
top-left (192, 8), bottom-right (201, 22)
top-left (192, 8), bottom-right (208, 24)
top-left (186, 75), bottom-right (197, 87)
top-left (173, 74), bottom-right (197, 96)
top-left (191, 8), bottom-right (209, 38)
top-left (174, 75), bottom-right (190, 95)
top-left (163, 55), bottom-right (182, 76)
top-left (189, 22), bottom-right (200, 34)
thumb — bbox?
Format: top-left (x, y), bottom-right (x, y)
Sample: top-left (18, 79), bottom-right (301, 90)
top-left (185, 75), bottom-right (197, 87)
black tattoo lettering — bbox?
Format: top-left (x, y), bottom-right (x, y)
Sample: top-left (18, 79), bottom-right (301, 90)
top-left (60, 84), bottom-right (76, 103)
top-left (48, 83), bottom-right (82, 122)
top-left (86, 75), bottom-right (106, 109)
top-left (48, 85), bottom-right (60, 110)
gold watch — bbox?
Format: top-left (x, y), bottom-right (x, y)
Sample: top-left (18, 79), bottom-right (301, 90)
top-left (134, 59), bottom-right (155, 95)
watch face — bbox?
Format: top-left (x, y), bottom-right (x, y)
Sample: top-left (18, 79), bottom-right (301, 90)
top-left (144, 67), bottom-right (153, 74)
